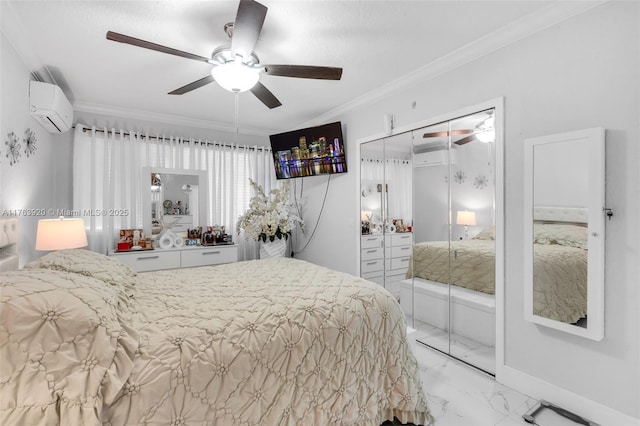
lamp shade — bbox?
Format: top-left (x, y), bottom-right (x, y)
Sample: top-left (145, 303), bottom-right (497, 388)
top-left (456, 211), bottom-right (477, 226)
top-left (35, 217), bottom-right (88, 251)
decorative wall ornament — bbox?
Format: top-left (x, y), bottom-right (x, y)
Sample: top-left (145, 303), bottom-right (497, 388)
top-left (23, 128), bottom-right (37, 157)
top-left (454, 170), bottom-right (466, 184)
top-left (474, 174), bottom-right (489, 189)
top-left (5, 132), bottom-right (21, 166)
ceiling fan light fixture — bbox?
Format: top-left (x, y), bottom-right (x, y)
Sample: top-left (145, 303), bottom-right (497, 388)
top-left (475, 115), bottom-right (496, 143)
top-left (476, 128), bottom-right (495, 143)
top-left (211, 61), bottom-right (260, 93)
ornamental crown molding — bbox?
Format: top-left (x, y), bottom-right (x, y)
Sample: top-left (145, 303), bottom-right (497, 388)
top-left (299, 1), bottom-right (608, 128)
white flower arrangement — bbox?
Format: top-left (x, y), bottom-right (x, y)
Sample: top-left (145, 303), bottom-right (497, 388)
top-left (237, 179), bottom-right (303, 242)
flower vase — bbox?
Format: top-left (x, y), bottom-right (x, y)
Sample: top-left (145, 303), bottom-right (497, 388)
top-left (259, 238), bottom-right (287, 258)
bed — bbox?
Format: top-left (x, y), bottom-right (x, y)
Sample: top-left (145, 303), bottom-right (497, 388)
top-left (409, 237), bottom-right (496, 295)
top-left (407, 215), bottom-right (588, 324)
top-left (0, 249), bottom-right (431, 425)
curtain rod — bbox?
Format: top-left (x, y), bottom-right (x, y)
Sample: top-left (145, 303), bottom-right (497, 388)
top-left (77, 125), bottom-right (270, 152)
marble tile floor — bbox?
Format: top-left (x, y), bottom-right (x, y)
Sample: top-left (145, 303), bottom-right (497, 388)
top-left (411, 319), bottom-right (496, 375)
top-left (413, 344), bottom-right (540, 426)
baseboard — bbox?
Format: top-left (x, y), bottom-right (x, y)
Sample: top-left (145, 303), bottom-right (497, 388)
top-left (500, 365), bottom-right (639, 426)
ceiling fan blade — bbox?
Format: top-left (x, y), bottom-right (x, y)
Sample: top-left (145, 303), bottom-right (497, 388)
top-left (231, 0), bottom-right (267, 58)
top-left (250, 81), bottom-right (282, 109)
top-left (264, 65), bottom-right (343, 80)
top-left (107, 31), bottom-right (211, 63)
top-left (454, 135), bottom-right (476, 145)
top-left (168, 75), bottom-right (215, 95)
top-left (423, 129), bottom-right (473, 138)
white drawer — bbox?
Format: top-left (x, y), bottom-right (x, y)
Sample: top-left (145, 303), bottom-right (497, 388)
top-left (361, 258), bottom-right (384, 274)
top-left (181, 246), bottom-right (238, 268)
top-left (113, 250), bottom-right (181, 272)
top-left (391, 245), bottom-right (412, 258)
top-left (361, 235), bottom-right (383, 249)
top-left (385, 269), bottom-right (407, 279)
top-left (361, 247), bottom-right (383, 261)
top-left (390, 256), bottom-right (411, 271)
top-left (391, 233), bottom-right (413, 247)
top-left (361, 273), bottom-right (384, 286)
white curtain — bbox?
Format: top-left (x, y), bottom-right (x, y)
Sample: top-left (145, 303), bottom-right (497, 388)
top-left (73, 126), bottom-right (275, 260)
top-left (360, 156), bottom-right (412, 224)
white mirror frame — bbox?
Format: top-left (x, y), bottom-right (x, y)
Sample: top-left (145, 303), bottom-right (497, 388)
top-left (141, 167), bottom-right (208, 237)
top-left (524, 127), bottom-right (605, 340)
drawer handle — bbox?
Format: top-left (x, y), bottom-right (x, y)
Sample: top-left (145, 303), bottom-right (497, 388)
top-left (400, 247), bottom-right (410, 251)
top-left (202, 251), bottom-right (221, 255)
top-left (366, 237), bottom-right (377, 241)
top-left (400, 258), bottom-right (409, 262)
top-left (366, 261), bottom-right (378, 266)
top-left (137, 256), bottom-right (159, 261)
top-left (366, 249), bottom-right (377, 253)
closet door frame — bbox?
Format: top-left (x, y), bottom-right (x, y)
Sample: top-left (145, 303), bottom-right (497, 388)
top-left (356, 97), bottom-right (504, 379)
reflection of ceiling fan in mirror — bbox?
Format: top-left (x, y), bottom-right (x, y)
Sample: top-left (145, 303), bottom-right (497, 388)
top-left (106, 0), bottom-right (342, 109)
top-left (422, 111), bottom-right (495, 145)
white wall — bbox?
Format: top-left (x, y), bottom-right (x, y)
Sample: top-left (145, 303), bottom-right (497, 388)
top-left (0, 33), bottom-right (74, 265)
top-left (298, 2), bottom-right (639, 421)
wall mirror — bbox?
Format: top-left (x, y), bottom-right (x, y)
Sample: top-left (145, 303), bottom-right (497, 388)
top-left (359, 98), bottom-right (504, 375)
top-left (523, 127), bottom-right (605, 340)
top-left (141, 167), bottom-right (207, 237)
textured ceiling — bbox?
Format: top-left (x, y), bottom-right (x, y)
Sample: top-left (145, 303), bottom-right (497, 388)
top-left (6, 1), bottom-right (576, 136)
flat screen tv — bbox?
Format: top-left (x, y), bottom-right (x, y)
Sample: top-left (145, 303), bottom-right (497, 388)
top-left (269, 121), bottom-right (347, 180)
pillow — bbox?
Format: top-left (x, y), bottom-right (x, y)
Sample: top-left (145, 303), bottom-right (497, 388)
top-left (473, 227), bottom-right (495, 240)
top-left (25, 249), bottom-right (137, 309)
top-left (533, 223), bottom-right (588, 249)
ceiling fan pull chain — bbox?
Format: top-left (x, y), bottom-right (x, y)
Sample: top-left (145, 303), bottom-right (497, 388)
top-left (234, 92), bottom-right (240, 142)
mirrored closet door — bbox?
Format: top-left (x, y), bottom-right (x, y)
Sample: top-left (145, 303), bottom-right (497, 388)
top-left (410, 108), bottom-right (497, 374)
top-left (360, 134), bottom-right (413, 299)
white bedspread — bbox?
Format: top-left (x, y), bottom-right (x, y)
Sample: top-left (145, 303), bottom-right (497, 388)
top-left (409, 240), bottom-right (495, 294)
top-left (533, 244), bottom-right (587, 323)
top-left (1, 252), bottom-right (431, 425)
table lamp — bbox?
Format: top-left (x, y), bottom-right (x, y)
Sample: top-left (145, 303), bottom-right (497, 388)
top-left (456, 210), bottom-right (476, 240)
top-left (35, 217), bottom-right (88, 250)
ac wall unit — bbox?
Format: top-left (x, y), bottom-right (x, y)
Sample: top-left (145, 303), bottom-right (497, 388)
top-left (414, 150), bottom-right (457, 167)
top-left (29, 81), bottom-right (73, 133)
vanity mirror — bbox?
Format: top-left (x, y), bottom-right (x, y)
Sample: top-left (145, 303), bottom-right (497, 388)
top-left (523, 127), bottom-right (605, 340)
top-left (141, 167), bottom-right (207, 237)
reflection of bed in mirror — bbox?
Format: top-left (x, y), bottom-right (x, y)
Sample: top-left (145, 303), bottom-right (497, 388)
top-left (531, 206), bottom-right (588, 325)
top-left (409, 236), bottom-right (496, 294)
top-left (402, 205), bottom-right (588, 346)
top-left (401, 231), bottom-right (496, 347)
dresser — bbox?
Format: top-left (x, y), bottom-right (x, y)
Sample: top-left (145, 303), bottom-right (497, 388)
top-left (360, 232), bottom-right (412, 298)
top-left (384, 232), bottom-right (413, 298)
top-left (109, 244), bottom-right (238, 273)
top-left (360, 234), bottom-right (385, 286)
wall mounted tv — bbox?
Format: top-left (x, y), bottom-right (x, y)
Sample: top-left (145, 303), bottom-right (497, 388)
top-left (269, 121), bottom-right (347, 180)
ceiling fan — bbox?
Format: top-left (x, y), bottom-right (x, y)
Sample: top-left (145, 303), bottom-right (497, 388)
top-left (106, 0), bottom-right (342, 109)
top-left (422, 111), bottom-right (495, 145)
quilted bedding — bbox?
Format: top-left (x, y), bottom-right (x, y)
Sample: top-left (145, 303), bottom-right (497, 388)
top-left (532, 244), bottom-right (587, 323)
top-left (408, 240), bottom-right (495, 294)
top-left (1, 250), bottom-right (431, 425)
